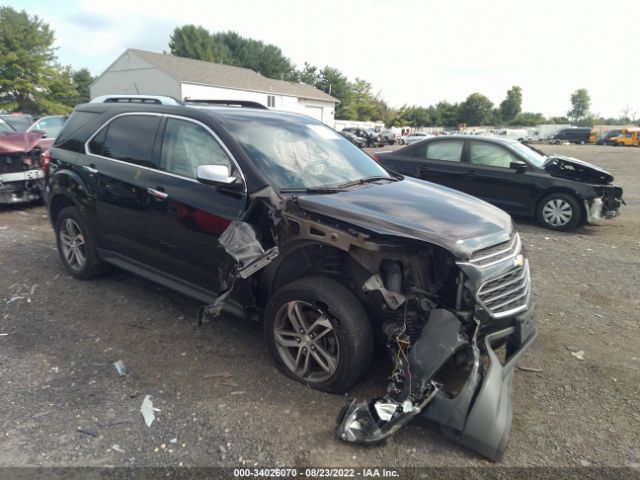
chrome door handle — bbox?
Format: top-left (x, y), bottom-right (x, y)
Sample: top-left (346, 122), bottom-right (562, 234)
top-left (147, 188), bottom-right (168, 200)
top-left (83, 165), bottom-right (98, 174)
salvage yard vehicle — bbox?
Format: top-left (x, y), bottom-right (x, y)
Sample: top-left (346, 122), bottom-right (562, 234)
top-left (376, 136), bottom-right (624, 231)
top-left (27, 115), bottom-right (68, 139)
top-left (596, 129), bottom-right (623, 145)
top-left (404, 131), bottom-right (434, 145)
top-left (0, 113), bottom-right (34, 132)
top-left (547, 127), bottom-right (591, 145)
top-left (0, 118), bottom-right (52, 204)
top-left (46, 101), bottom-right (537, 461)
top-left (338, 130), bottom-right (366, 148)
top-left (610, 127), bottom-right (640, 147)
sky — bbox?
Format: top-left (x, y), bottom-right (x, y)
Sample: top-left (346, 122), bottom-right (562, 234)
top-left (7, 0), bottom-right (640, 119)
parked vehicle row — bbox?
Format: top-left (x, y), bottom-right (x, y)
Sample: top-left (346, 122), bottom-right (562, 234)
top-left (45, 100), bottom-right (537, 461)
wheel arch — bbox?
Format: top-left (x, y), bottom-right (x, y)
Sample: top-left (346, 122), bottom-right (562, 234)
top-left (535, 188), bottom-right (587, 224)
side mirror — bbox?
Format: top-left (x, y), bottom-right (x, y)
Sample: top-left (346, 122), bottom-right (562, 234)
top-left (196, 165), bottom-right (240, 188)
top-left (510, 160), bottom-right (528, 173)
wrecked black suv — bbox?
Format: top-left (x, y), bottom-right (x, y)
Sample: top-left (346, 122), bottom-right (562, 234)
top-left (47, 101), bottom-right (536, 460)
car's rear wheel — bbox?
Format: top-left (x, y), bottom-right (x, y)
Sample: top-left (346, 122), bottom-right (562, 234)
top-left (536, 193), bottom-right (582, 231)
top-left (55, 206), bottom-right (107, 279)
top-left (264, 276), bottom-right (373, 393)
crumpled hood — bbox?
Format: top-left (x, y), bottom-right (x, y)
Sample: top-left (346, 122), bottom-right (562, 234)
top-left (544, 155), bottom-right (614, 184)
top-left (296, 178), bottom-right (513, 259)
top-left (0, 132), bottom-right (49, 154)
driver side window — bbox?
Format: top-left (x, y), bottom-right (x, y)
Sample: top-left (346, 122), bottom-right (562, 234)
top-left (470, 142), bottom-right (517, 168)
top-left (160, 118), bottom-right (232, 178)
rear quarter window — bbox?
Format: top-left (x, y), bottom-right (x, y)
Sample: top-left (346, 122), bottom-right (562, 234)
top-left (91, 115), bottom-right (160, 167)
top-left (54, 111), bottom-right (102, 152)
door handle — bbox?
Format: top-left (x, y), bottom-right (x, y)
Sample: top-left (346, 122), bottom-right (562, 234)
top-left (147, 187), bottom-right (168, 201)
top-left (83, 165), bottom-right (98, 174)
top-left (464, 170), bottom-right (477, 177)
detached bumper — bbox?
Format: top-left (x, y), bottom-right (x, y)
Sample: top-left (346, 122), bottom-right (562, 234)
top-left (586, 186), bottom-right (624, 223)
top-left (0, 170), bottom-right (45, 204)
top-left (421, 307), bottom-right (537, 461)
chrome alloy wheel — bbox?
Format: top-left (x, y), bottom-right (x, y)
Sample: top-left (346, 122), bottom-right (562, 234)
top-left (273, 300), bottom-right (340, 383)
top-left (542, 198), bottom-right (573, 227)
top-left (59, 218), bottom-right (86, 270)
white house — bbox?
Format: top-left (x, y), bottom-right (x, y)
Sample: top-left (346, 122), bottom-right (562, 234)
top-left (90, 49), bottom-right (338, 125)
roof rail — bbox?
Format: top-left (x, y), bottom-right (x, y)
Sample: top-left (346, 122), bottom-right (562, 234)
top-left (90, 95), bottom-right (183, 106)
top-left (183, 99), bottom-right (268, 110)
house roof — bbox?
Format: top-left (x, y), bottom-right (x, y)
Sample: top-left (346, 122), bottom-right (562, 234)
top-left (127, 49), bottom-right (338, 103)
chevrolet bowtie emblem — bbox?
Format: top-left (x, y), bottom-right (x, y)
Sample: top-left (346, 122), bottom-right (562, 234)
top-left (514, 254), bottom-right (525, 268)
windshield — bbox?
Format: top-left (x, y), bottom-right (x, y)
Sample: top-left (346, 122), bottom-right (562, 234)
top-left (507, 141), bottom-right (547, 167)
top-left (219, 112), bottom-right (390, 190)
top-left (0, 119), bottom-right (15, 134)
top-left (0, 115), bottom-right (32, 132)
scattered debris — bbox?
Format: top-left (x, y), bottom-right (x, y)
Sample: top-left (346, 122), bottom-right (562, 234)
top-left (111, 444), bottom-right (125, 453)
top-left (77, 427), bottom-right (98, 437)
top-left (113, 360), bottom-right (127, 376)
top-left (170, 438), bottom-right (178, 444)
top-left (140, 395), bottom-right (157, 427)
top-left (217, 380), bottom-right (240, 388)
top-left (571, 350), bottom-right (585, 361)
top-left (230, 391), bottom-right (246, 395)
top-left (6, 296), bottom-right (24, 304)
top-left (593, 313), bottom-right (603, 318)
top-left (51, 366), bottom-right (59, 374)
top-left (580, 459), bottom-right (592, 467)
top-left (517, 366), bottom-right (543, 373)
top-left (0, 333), bottom-right (8, 336)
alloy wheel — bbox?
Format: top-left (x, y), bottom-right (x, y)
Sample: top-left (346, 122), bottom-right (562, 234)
top-left (542, 198), bottom-right (573, 227)
top-left (59, 218), bottom-right (86, 270)
top-left (273, 300), bottom-right (340, 383)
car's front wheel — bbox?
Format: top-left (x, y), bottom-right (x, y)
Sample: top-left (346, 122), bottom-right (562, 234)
top-left (55, 206), bottom-right (107, 279)
top-left (536, 193), bottom-right (582, 231)
top-left (264, 276), bottom-right (373, 393)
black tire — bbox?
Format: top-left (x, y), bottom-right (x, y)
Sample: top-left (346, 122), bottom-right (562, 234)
top-left (536, 193), bottom-right (582, 231)
top-left (264, 276), bottom-right (374, 394)
top-left (54, 206), bottom-right (107, 279)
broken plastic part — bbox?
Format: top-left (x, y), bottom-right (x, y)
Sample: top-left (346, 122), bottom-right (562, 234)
top-left (113, 360), bottom-right (126, 376)
top-left (337, 306), bottom-right (537, 462)
top-left (362, 274), bottom-right (406, 310)
top-left (140, 395), bottom-right (156, 427)
top-left (219, 221), bottom-right (269, 268)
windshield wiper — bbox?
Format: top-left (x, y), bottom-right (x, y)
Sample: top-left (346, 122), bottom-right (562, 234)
top-left (335, 176), bottom-right (398, 189)
top-left (279, 187), bottom-right (345, 194)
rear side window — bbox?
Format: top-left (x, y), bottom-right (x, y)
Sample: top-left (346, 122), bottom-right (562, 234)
top-left (89, 115), bottom-right (160, 167)
top-left (417, 140), bottom-right (463, 162)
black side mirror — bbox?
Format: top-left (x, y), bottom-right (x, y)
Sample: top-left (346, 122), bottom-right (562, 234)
top-left (510, 160), bottom-right (528, 173)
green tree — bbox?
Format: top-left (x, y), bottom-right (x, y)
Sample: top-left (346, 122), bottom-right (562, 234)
top-left (169, 25), bottom-right (222, 63)
top-left (499, 86), bottom-right (522, 123)
top-left (316, 67), bottom-right (353, 119)
top-left (567, 88), bottom-right (590, 124)
top-left (298, 62), bottom-right (320, 86)
top-left (71, 68), bottom-right (94, 104)
top-left (509, 112), bottom-right (546, 126)
top-left (459, 93), bottom-right (494, 125)
top-left (434, 101), bottom-right (460, 127)
top-left (0, 6), bottom-right (72, 114)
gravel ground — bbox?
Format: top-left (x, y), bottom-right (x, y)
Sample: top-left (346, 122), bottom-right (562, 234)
top-left (0, 144), bottom-right (639, 469)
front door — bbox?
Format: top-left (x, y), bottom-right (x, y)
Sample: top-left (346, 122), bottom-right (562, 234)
top-left (144, 116), bottom-right (247, 293)
top-left (463, 141), bottom-right (534, 215)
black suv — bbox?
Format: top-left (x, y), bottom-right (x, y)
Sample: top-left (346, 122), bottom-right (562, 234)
top-left (47, 102), bottom-right (536, 460)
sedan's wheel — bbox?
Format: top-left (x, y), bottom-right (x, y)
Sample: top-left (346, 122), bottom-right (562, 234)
top-left (265, 276), bottom-right (373, 393)
top-left (536, 193), bottom-right (581, 231)
top-left (55, 206), bottom-right (107, 279)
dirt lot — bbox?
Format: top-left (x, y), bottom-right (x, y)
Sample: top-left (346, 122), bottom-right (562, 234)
top-left (1, 144), bottom-right (639, 469)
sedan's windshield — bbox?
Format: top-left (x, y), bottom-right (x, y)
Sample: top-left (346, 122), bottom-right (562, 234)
top-left (0, 119), bottom-right (15, 134)
top-left (508, 141), bottom-right (546, 167)
top-left (219, 112), bottom-right (390, 190)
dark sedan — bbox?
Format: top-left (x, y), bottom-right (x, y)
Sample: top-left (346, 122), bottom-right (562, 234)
top-left (376, 135), bottom-right (623, 231)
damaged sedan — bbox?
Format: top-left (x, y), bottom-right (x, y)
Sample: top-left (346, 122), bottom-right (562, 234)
top-left (0, 118), bottom-right (52, 204)
top-left (375, 135), bottom-right (624, 230)
top-left (46, 101), bottom-right (537, 460)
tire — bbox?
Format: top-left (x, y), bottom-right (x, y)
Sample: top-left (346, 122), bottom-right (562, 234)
top-left (54, 206), bottom-right (107, 279)
top-left (536, 193), bottom-right (582, 231)
top-left (264, 276), bottom-right (374, 394)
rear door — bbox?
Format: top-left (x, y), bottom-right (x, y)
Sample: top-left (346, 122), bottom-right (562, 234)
top-left (143, 115), bottom-right (247, 293)
top-left (410, 139), bottom-right (468, 192)
top-left (84, 113), bottom-right (161, 261)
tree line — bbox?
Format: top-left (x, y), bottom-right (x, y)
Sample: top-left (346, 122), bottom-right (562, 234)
top-left (1, 7), bottom-right (637, 128)
top-left (0, 6), bottom-right (94, 114)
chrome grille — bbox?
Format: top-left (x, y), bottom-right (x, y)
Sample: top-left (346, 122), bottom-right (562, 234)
top-left (477, 261), bottom-right (530, 318)
top-left (469, 233), bottom-right (521, 267)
